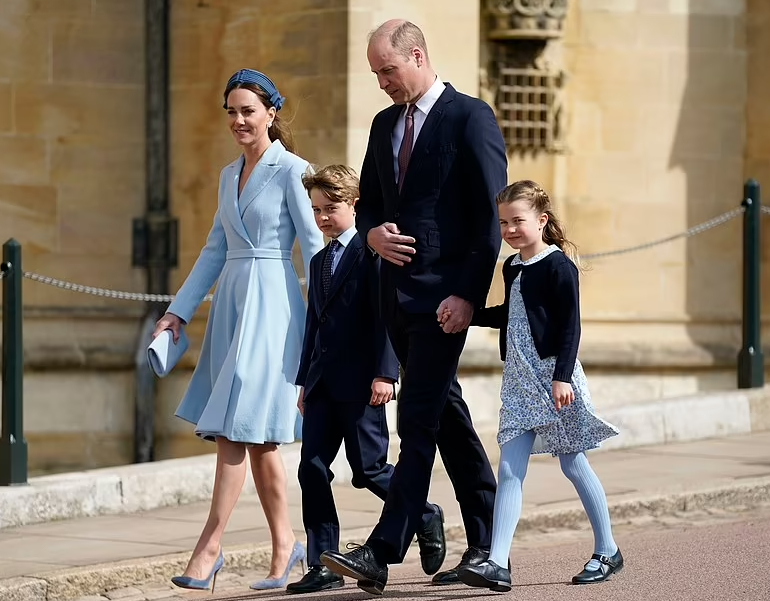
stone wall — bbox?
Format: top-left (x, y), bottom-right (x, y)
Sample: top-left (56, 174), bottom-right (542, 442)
top-left (560, 0), bottom-right (747, 368)
top-left (746, 0), bottom-right (770, 315)
top-left (0, 0), bottom-right (146, 314)
top-left (345, 0), bottom-right (480, 168)
top-left (0, 0), bottom-right (146, 472)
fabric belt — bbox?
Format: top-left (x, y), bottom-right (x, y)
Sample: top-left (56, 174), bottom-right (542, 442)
top-left (226, 249), bottom-right (292, 260)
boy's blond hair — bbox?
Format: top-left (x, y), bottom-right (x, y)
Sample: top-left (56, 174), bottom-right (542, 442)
top-left (302, 164), bottom-right (359, 205)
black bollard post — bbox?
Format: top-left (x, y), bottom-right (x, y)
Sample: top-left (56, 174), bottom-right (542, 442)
top-left (737, 180), bottom-right (764, 389)
top-left (0, 239), bottom-right (28, 485)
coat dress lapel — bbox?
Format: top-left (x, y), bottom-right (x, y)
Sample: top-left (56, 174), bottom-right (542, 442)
top-left (237, 140), bottom-right (284, 217)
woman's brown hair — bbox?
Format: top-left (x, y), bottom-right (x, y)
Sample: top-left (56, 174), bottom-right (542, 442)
top-left (224, 82), bottom-right (295, 154)
top-left (497, 179), bottom-right (580, 265)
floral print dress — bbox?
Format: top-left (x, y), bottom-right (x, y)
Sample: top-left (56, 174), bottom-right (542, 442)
top-left (498, 245), bottom-right (619, 454)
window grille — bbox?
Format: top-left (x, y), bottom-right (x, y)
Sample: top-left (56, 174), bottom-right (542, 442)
top-left (496, 67), bottom-right (564, 152)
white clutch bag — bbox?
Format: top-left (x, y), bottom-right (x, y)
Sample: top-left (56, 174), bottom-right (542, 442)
top-left (147, 329), bottom-right (189, 378)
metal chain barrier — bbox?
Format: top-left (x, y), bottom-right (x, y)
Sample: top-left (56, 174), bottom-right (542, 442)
top-left (2, 206), bottom-right (758, 300)
top-left (21, 272), bottom-right (212, 303)
top-left (19, 272), bottom-right (305, 303)
top-left (582, 207), bottom-right (745, 260)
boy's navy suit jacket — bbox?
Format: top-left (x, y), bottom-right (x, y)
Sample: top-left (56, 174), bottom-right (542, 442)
top-left (296, 232), bottom-right (399, 403)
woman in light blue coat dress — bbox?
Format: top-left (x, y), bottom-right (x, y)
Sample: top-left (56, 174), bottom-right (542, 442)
top-left (153, 70), bottom-right (324, 594)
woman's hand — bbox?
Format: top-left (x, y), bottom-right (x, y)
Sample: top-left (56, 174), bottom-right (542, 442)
top-left (152, 312), bottom-right (185, 343)
top-left (552, 381), bottom-right (575, 411)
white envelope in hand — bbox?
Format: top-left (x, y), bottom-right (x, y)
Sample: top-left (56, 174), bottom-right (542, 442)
top-left (147, 329), bottom-right (189, 378)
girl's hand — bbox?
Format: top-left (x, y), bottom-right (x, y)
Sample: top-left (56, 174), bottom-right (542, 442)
top-left (552, 381), bottom-right (574, 410)
top-left (436, 307), bottom-right (452, 327)
top-left (152, 312), bottom-right (185, 343)
top-left (370, 378), bottom-right (394, 406)
top-left (436, 296), bottom-right (473, 333)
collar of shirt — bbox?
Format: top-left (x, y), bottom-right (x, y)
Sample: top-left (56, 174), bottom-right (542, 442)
top-left (410, 76), bottom-right (446, 117)
top-left (333, 225), bottom-right (357, 250)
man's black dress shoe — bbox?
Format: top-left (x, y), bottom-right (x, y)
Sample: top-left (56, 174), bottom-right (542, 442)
top-left (458, 559), bottom-right (512, 592)
top-left (416, 504), bottom-right (446, 575)
top-left (286, 566), bottom-right (344, 594)
top-left (320, 545), bottom-right (388, 595)
top-left (571, 548), bottom-right (624, 584)
top-left (431, 546), bottom-right (488, 585)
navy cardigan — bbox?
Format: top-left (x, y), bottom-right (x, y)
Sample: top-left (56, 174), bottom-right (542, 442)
top-left (472, 249), bottom-right (581, 383)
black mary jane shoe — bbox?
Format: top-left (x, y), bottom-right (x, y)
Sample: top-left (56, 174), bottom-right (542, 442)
top-left (571, 548), bottom-right (624, 584)
top-left (458, 559), bottom-right (512, 593)
top-left (286, 566), bottom-right (344, 594)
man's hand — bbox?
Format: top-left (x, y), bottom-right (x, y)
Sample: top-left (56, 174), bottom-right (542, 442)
top-left (436, 296), bottom-right (473, 334)
top-left (370, 377), bottom-right (395, 406)
top-left (367, 223), bottom-right (416, 266)
top-left (297, 387), bottom-right (305, 416)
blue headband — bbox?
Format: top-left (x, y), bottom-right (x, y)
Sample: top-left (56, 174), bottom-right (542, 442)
top-left (223, 69), bottom-right (285, 111)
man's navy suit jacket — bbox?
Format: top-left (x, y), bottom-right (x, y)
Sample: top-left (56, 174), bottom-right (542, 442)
top-left (356, 83), bottom-right (508, 315)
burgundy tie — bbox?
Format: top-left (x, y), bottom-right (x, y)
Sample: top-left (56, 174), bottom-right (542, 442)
top-left (397, 104), bottom-right (417, 193)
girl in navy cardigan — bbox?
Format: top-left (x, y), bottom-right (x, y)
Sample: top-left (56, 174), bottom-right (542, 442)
top-left (444, 180), bottom-right (622, 591)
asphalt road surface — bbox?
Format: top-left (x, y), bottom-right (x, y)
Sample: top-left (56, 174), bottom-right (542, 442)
top-left (85, 505), bottom-right (770, 601)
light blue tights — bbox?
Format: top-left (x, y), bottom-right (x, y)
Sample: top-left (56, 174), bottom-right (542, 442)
top-left (488, 430), bottom-right (617, 571)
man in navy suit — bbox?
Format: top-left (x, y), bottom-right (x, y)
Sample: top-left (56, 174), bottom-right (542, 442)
top-left (320, 20), bottom-right (507, 594)
top-left (289, 165), bottom-right (444, 594)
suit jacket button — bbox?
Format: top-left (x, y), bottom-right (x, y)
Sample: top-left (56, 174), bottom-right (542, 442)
top-left (321, 347), bottom-right (327, 353)
top-left (320, 315), bottom-right (327, 323)
top-left (394, 212), bottom-right (400, 218)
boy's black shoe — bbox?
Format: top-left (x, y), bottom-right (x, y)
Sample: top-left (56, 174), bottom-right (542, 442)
top-left (286, 566), bottom-right (344, 594)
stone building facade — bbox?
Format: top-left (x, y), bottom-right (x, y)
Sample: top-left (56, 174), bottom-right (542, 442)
top-left (0, 0), bottom-right (766, 472)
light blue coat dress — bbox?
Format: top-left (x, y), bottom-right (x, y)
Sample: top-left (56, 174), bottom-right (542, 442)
top-left (167, 140), bottom-right (324, 444)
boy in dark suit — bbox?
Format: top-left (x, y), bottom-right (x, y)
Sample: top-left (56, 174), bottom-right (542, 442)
top-left (287, 165), bottom-right (444, 594)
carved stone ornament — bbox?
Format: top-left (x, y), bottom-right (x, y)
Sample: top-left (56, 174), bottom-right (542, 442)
top-left (486, 0), bottom-right (568, 40)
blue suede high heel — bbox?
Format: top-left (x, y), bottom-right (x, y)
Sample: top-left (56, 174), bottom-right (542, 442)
top-left (171, 550), bottom-right (224, 593)
top-left (250, 541), bottom-right (307, 590)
